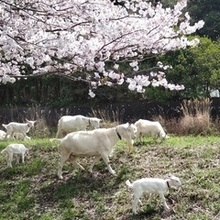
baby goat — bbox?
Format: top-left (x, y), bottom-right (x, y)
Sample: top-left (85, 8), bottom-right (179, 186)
top-left (13, 132), bottom-right (31, 140)
top-left (2, 119), bottom-right (36, 140)
top-left (0, 130), bottom-right (6, 140)
top-left (1, 143), bottom-right (29, 167)
top-left (125, 174), bottom-right (181, 214)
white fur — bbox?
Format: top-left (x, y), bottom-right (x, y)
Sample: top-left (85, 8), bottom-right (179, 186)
top-left (134, 119), bottom-right (168, 142)
top-left (13, 132), bottom-right (31, 140)
top-left (56, 115), bottom-right (102, 138)
top-left (2, 119), bottom-right (36, 140)
top-left (0, 130), bottom-right (6, 140)
top-left (56, 123), bottom-right (137, 179)
top-left (1, 143), bottom-right (29, 167)
top-left (125, 174), bottom-right (181, 214)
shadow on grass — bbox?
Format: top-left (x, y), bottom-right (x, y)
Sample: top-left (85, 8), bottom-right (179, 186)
top-left (122, 205), bottom-right (174, 220)
top-left (0, 158), bottom-right (46, 180)
top-left (35, 164), bottom-right (134, 210)
top-left (39, 173), bottom-right (120, 197)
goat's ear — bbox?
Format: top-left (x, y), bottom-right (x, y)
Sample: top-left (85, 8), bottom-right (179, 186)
top-left (168, 173), bottom-right (174, 178)
top-left (123, 122), bottom-right (129, 128)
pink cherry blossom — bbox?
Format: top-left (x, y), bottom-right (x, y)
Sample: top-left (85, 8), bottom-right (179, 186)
top-left (0, 0), bottom-right (204, 96)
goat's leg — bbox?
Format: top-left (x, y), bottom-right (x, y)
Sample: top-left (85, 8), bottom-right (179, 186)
top-left (21, 153), bottom-right (25, 164)
top-left (16, 155), bottom-right (20, 164)
top-left (7, 153), bottom-right (13, 168)
top-left (100, 153), bottom-right (116, 175)
top-left (5, 153), bottom-right (10, 167)
top-left (69, 155), bottom-right (85, 170)
top-left (89, 155), bottom-right (101, 173)
top-left (55, 128), bottom-right (61, 138)
top-left (4, 133), bottom-right (8, 140)
top-left (140, 135), bottom-right (143, 144)
top-left (5, 131), bottom-right (11, 140)
top-left (21, 132), bottom-right (27, 140)
top-left (138, 199), bottom-right (143, 206)
top-left (132, 192), bottom-right (142, 214)
top-left (140, 135), bottom-right (145, 145)
top-left (57, 152), bottom-right (70, 179)
top-left (127, 139), bottom-right (135, 152)
top-left (159, 193), bottom-right (170, 210)
top-left (11, 131), bottom-right (15, 139)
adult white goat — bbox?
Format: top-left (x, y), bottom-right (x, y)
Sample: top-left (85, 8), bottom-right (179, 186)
top-left (2, 119), bottom-right (36, 140)
top-left (55, 122), bottom-right (137, 179)
top-left (134, 119), bottom-right (168, 143)
top-left (56, 115), bottom-right (102, 138)
top-left (125, 174), bottom-right (181, 214)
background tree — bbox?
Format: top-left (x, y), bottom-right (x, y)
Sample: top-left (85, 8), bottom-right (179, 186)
top-left (158, 37), bottom-right (220, 99)
top-left (187, 0), bottom-right (220, 40)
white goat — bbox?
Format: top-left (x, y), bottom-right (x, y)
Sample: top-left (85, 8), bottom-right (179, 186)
top-left (2, 119), bottom-right (36, 140)
top-left (55, 123), bottom-right (137, 179)
top-left (1, 143), bottom-right (29, 167)
top-left (56, 115), bottom-right (102, 138)
top-left (125, 174), bottom-right (181, 214)
top-left (134, 119), bottom-right (168, 143)
top-left (0, 130), bottom-right (6, 140)
top-left (13, 133), bottom-right (31, 140)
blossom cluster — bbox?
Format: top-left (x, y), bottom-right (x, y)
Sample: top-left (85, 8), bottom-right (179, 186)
top-left (0, 0), bottom-right (204, 97)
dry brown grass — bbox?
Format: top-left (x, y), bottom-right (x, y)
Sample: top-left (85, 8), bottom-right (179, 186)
top-left (165, 98), bottom-right (216, 136)
top-left (179, 98), bottom-right (212, 135)
top-left (91, 98), bottom-right (218, 136)
top-left (32, 117), bottom-right (51, 138)
top-left (90, 108), bottom-right (120, 128)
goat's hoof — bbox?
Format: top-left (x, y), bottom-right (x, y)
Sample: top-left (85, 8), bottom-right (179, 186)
top-left (58, 174), bottom-right (63, 180)
top-left (111, 171), bottom-right (116, 176)
top-left (171, 208), bottom-right (176, 214)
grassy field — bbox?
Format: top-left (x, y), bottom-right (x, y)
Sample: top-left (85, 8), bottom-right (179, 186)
top-left (0, 135), bottom-right (219, 220)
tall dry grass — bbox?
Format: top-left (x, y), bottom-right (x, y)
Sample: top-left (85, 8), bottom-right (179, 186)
top-left (91, 99), bottom-right (216, 136)
top-left (166, 98), bottom-right (214, 135)
top-left (32, 117), bottom-right (51, 138)
top-left (90, 108), bottom-right (120, 128)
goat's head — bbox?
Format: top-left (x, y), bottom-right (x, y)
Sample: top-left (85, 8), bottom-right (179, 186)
top-left (117, 123), bottom-right (137, 141)
top-left (167, 174), bottom-right (181, 189)
top-left (159, 130), bottom-right (169, 140)
top-left (89, 118), bottom-right (102, 129)
top-left (26, 119), bottom-right (37, 128)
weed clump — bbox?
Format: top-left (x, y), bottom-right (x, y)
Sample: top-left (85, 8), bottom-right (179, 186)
top-left (165, 98), bottom-right (214, 136)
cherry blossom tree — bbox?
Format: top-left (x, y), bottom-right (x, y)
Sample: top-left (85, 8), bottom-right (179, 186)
top-left (0, 0), bottom-right (204, 97)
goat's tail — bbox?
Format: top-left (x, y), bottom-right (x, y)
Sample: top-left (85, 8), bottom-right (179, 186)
top-left (1, 149), bottom-right (6, 154)
top-left (125, 180), bottom-right (133, 188)
top-left (49, 138), bottom-right (61, 145)
top-left (2, 124), bottom-right (7, 129)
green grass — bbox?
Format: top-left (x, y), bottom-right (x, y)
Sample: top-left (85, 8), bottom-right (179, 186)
top-left (0, 136), bottom-right (220, 220)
